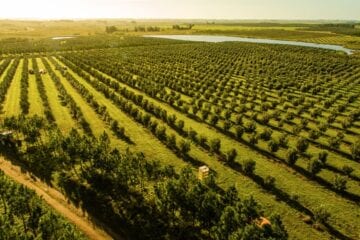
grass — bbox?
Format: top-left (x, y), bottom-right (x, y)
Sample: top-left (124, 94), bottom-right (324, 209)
top-left (2, 59), bottom-right (22, 116)
top-left (52, 57), bottom-right (186, 168)
top-left (44, 58), bottom-right (127, 149)
top-left (28, 60), bottom-right (44, 116)
top-left (35, 58), bottom-right (77, 133)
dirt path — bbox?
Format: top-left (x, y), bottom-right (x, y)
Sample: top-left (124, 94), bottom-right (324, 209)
top-left (0, 157), bottom-right (115, 240)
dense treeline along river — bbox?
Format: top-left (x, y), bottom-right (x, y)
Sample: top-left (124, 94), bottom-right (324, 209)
top-left (145, 35), bottom-right (354, 55)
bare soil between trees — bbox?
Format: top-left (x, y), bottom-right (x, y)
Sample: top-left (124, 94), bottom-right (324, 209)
top-left (0, 157), bottom-right (115, 240)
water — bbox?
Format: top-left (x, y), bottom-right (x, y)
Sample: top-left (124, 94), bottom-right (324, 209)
top-left (145, 35), bottom-right (354, 55)
top-left (52, 36), bottom-right (76, 40)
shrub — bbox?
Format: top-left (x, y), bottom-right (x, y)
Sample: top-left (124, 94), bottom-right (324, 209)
top-left (268, 140), bottom-right (279, 152)
top-left (249, 133), bottom-right (258, 145)
top-left (328, 136), bottom-right (341, 149)
top-left (223, 120), bottom-right (232, 131)
top-left (176, 120), bottom-right (185, 131)
top-left (225, 149), bottom-right (237, 163)
top-left (286, 148), bottom-right (298, 165)
top-left (179, 139), bottom-right (191, 154)
top-left (296, 137), bottom-right (309, 153)
top-left (242, 159), bottom-right (256, 175)
top-left (210, 138), bottom-right (221, 153)
top-left (155, 126), bottom-right (167, 141)
top-left (210, 115), bottom-right (219, 126)
top-left (264, 176), bottom-right (276, 189)
top-left (262, 113), bottom-right (271, 124)
top-left (187, 128), bottom-right (198, 141)
top-left (333, 175), bottom-right (347, 192)
top-left (318, 151), bottom-right (328, 164)
top-left (235, 126), bottom-right (244, 139)
top-left (314, 206), bottom-right (330, 224)
top-left (342, 165), bottom-right (354, 176)
top-left (259, 128), bottom-right (273, 141)
top-left (292, 125), bottom-right (302, 135)
top-left (308, 130), bottom-right (320, 140)
top-left (317, 123), bottom-right (328, 133)
top-left (197, 135), bottom-right (208, 147)
top-left (300, 118), bottom-right (308, 127)
top-left (278, 133), bottom-right (289, 148)
top-left (351, 138), bottom-right (360, 160)
top-left (167, 134), bottom-right (177, 148)
top-left (307, 159), bottom-right (323, 175)
top-left (235, 115), bottom-right (243, 125)
top-left (244, 121), bottom-right (256, 133)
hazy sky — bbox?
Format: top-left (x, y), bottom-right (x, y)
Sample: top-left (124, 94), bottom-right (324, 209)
top-left (0, 0), bottom-right (359, 20)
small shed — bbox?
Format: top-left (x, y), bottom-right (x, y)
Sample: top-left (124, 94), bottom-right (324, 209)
top-left (198, 165), bottom-right (209, 180)
top-left (39, 69), bottom-right (47, 74)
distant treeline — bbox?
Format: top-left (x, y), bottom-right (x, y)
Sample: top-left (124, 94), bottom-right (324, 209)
top-left (173, 24), bottom-right (195, 30)
top-left (216, 22), bottom-right (360, 36)
top-left (106, 25), bottom-right (161, 33)
top-left (134, 26), bottom-right (161, 32)
top-left (306, 24), bottom-right (360, 36)
top-left (0, 36), bottom-right (184, 54)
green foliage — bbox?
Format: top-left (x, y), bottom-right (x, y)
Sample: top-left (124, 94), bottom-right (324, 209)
top-left (264, 176), bottom-right (276, 190)
top-left (244, 121), bottom-right (257, 133)
top-left (278, 133), bottom-right (289, 148)
top-left (351, 138), bottom-right (360, 160)
top-left (235, 126), bottom-right (244, 139)
top-left (225, 148), bottom-right (237, 163)
top-left (249, 133), bottom-right (258, 145)
top-left (342, 165), bottom-right (354, 176)
top-left (285, 148), bottom-right (298, 165)
top-left (295, 137), bottom-right (309, 153)
top-left (242, 159), bottom-right (256, 175)
top-left (313, 206), bottom-right (331, 224)
top-left (259, 128), bottom-right (273, 141)
top-left (210, 138), bottom-right (221, 153)
top-left (3, 116), bottom-right (287, 239)
top-left (0, 171), bottom-right (86, 239)
top-left (105, 26), bottom-right (118, 34)
top-left (318, 151), bottom-right (328, 164)
top-left (333, 175), bottom-right (347, 192)
top-left (179, 139), bottom-right (191, 154)
top-left (2, 32), bottom-right (360, 239)
top-left (268, 139), bottom-right (280, 152)
top-left (307, 159), bottom-right (323, 175)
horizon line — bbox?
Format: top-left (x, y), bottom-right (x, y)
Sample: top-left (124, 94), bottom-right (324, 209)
top-left (0, 17), bottom-right (359, 22)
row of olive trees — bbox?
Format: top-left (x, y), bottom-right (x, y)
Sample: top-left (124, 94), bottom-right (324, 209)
top-left (0, 170), bottom-right (86, 239)
top-left (0, 59), bottom-right (20, 111)
top-left (20, 58), bottom-right (30, 114)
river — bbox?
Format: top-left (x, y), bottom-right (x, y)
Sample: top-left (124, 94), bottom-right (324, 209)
top-left (145, 35), bottom-right (353, 55)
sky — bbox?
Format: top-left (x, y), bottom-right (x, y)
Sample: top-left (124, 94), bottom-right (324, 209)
top-left (0, 0), bottom-right (359, 20)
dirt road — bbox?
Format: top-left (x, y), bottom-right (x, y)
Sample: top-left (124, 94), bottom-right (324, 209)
top-left (0, 157), bottom-right (115, 240)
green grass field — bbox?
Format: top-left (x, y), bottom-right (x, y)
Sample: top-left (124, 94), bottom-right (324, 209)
top-left (27, 60), bottom-right (44, 115)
